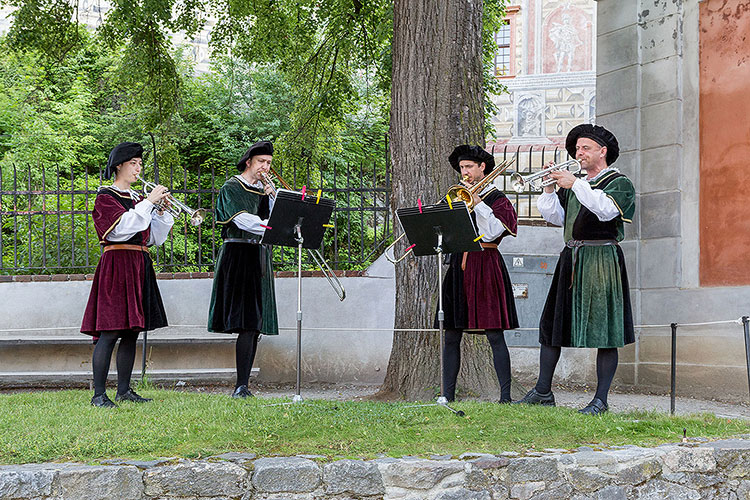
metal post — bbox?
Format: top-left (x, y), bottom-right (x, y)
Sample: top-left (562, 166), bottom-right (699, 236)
top-left (437, 249), bottom-right (446, 402)
top-left (742, 316), bottom-right (750, 403)
top-left (294, 224), bottom-right (303, 403)
top-left (669, 323), bottom-right (677, 415)
top-left (434, 232), bottom-right (463, 417)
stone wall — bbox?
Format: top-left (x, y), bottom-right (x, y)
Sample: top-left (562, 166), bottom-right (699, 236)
top-left (2, 438), bottom-right (750, 499)
top-left (593, 0), bottom-right (750, 400)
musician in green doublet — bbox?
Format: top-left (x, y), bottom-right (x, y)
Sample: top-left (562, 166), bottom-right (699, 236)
top-left (208, 140), bottom-right (279, 398)
top-left (515, 124), bottom-right (635, 415)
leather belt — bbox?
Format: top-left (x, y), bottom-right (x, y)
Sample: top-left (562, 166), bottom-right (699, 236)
top-left (103, 244), bottom-right (149, 253)
top-left (566, 239), bottom-right (619, 288)
top-left (461, 242), bottom-right (499, 271)
top-left (223, 238), bottom-right (261, 244)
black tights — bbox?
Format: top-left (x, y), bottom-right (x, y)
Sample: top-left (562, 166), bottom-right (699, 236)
top-left (442, 329), bottom-right (511, 401)
top-left (235, 331), bottom-right (260, 388)
top-left (534, 345), bottom-right (619, 404)
top-left (92, 331), bottom-right (138, 396)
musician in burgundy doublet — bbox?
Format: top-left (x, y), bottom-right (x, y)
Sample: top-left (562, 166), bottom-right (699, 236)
top-left (437, 145), bottom-right (519, 403)
top-left (80, 142), bottom-right (173, 408)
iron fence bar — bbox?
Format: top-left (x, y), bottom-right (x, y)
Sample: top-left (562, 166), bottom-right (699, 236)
top-left (333, 161), bottom-right (339, 268)
top-left (372, 159), bottom-right (377, 260)
top-left (85, 167), bottom-right (90, 267)
top-left (12, 164), bottom-right (18, 268)
top-left (26, 164), bottom-right (32, 268)
top-left (210, 161), bottom-right (216, 264)
top-left (359, 161), bottom-right (365, 263)
top-left (41, 164), bottom-right (47, 269)
top-left (69, 165), bottom-right (75, 269)
top-left (346, 163), bottom-right (352, 265)
top-left (197, 162), bottom-right (203, 271)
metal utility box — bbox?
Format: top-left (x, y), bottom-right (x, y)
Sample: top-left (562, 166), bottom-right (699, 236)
top-left (502, 253), bottom-right (558, 347)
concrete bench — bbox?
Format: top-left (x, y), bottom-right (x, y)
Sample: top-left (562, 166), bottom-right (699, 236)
top-left (0, 368), bottom-right (259, 389)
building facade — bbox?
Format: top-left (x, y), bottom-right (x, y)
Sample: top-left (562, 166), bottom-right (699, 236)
top-left (489, 0), bottom-right (597, 150)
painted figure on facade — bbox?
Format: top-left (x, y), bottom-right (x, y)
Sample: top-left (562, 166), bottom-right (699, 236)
top-left (549, 13), bottom-right (582, 73)
top-left (514, 124), bottom-right (635, 415)
top-left (518, 97), bottom-right (543, 137)
top-left (208, 140), bottom-right (279, 398)
top-left (438, 145), bottom-right (520, 403)
top-left (81, 142), bottom-right (174, 408)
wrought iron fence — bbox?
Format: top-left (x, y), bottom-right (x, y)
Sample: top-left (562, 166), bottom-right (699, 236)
top-left (0, 145), bottom-right (563, 275)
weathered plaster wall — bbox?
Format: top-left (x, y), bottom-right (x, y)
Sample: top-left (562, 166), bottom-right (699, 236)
top-left (593, 0), bottom-right (750, 399)
top-left (698, 0), bottom-right (750, 286)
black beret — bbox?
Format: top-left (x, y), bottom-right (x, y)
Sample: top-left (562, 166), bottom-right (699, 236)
top-left (565, 124), bottom-right (619, 165)
top-left (448, 145), bottom-right (495, 173)
top-left (104, 142), bottom-right (143, 180)
top-left (237, 140), bottom-right (274, 171)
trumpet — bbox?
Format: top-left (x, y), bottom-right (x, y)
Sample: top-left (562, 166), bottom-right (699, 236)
top-left (259, 168), bottom-right (346, 301)
top-left (385, 157), bottom-right (516, 263)
top-left (509, 159), bottom-right (581, 193)
top-left (137, 175), bottom-right (206, 226)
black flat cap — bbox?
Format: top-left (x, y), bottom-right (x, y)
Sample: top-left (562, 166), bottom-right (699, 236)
top-left (565, 124), bottom-right (619, 165)
top-left (104, 142), bottom-right (143, 180)
top-left (237, 140), bottom-right (274, 171)
top-left (448, 145), bottom-right (495, 173)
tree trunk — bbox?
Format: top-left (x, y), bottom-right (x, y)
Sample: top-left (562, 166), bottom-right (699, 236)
top-left (379, 0), bottom-right (509, 401)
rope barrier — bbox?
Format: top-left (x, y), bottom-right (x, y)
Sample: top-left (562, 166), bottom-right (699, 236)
top-left (0, 318), bottom-right (746, 334)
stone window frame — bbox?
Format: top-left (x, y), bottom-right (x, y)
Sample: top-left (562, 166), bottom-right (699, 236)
top-left (495, 5), bottom-right (520, 78)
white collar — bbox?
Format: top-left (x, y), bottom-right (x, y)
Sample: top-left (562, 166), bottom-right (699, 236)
top-left (235, 174), bottom-right (264, 189)
top-left (101, 184), bottom-right (140, 201)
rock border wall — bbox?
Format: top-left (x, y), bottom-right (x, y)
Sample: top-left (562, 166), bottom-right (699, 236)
top-left (2, 438), bottom-right (750, 499)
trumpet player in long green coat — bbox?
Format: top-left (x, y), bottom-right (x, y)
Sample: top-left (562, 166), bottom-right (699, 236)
top-left (208, 140), bottom-right (279, 398)
top-left (515, 124), bottom-right (635, 415)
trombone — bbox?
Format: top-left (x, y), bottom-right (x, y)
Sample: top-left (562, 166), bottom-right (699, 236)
top-left (138, 175), bottom-right (206, 226)
top-left (509, 159), bottom-right (581, 193)
top-left (385, 157), bottom-right (516, 264)
top-left (260, 169), bottom-right (346, 301)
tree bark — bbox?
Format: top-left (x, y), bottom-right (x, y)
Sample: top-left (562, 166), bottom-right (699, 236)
top-left (380, 0), bottom-right (510, 400)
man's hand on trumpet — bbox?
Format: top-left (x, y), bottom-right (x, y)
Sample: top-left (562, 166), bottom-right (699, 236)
top-left (146, 184), bottom-right (170, 205)
top-left (541, 161), bottom-right (577, 191)
top-left (259, 172), bottom-right (276, 197)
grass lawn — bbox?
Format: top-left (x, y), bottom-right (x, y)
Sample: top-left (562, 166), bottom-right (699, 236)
top-left (1, 389), bottom-right (747, 464)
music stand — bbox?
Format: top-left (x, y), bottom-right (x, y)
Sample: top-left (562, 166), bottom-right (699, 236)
top-left (395, 201), bottom-right (482, 416)
top-left (262, 189), bottom-right (335, 403)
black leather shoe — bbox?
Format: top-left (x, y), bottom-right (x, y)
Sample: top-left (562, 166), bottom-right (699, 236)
top-left (512, 388), bottom-right (556, 406)
top-left (579, 398), bottom-right (608, 415)
top-left (91, 393), bottom-right (117, 408)
top-left (115, 388), bottom-right (152, 403)
top-left (498, 398), bottom-right (512, 404)
top-left (232, 385), bottom-right (254, 398)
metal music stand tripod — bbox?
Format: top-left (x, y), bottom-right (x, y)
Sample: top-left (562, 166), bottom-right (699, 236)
top-left (395, 201), bottom-right (482, 416)
top-left (261, 189), bottom-right (335, 404)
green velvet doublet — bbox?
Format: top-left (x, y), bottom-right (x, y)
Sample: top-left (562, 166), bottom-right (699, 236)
top-left (539, 171), bottom-right (636, 348)
top-left (207, 177), bottom-right (278, 335)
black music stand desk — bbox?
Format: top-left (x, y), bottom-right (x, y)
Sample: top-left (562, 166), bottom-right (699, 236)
top-left (395, 201), bottom-right (482, 416)
top-left (262, 189), bottom-right (335, 403)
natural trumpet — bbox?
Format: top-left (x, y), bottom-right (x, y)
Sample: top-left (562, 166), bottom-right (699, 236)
top-left (509, 159), bottom-right (581, 193)
top-left (137, 175), bottom-right (206, 226)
